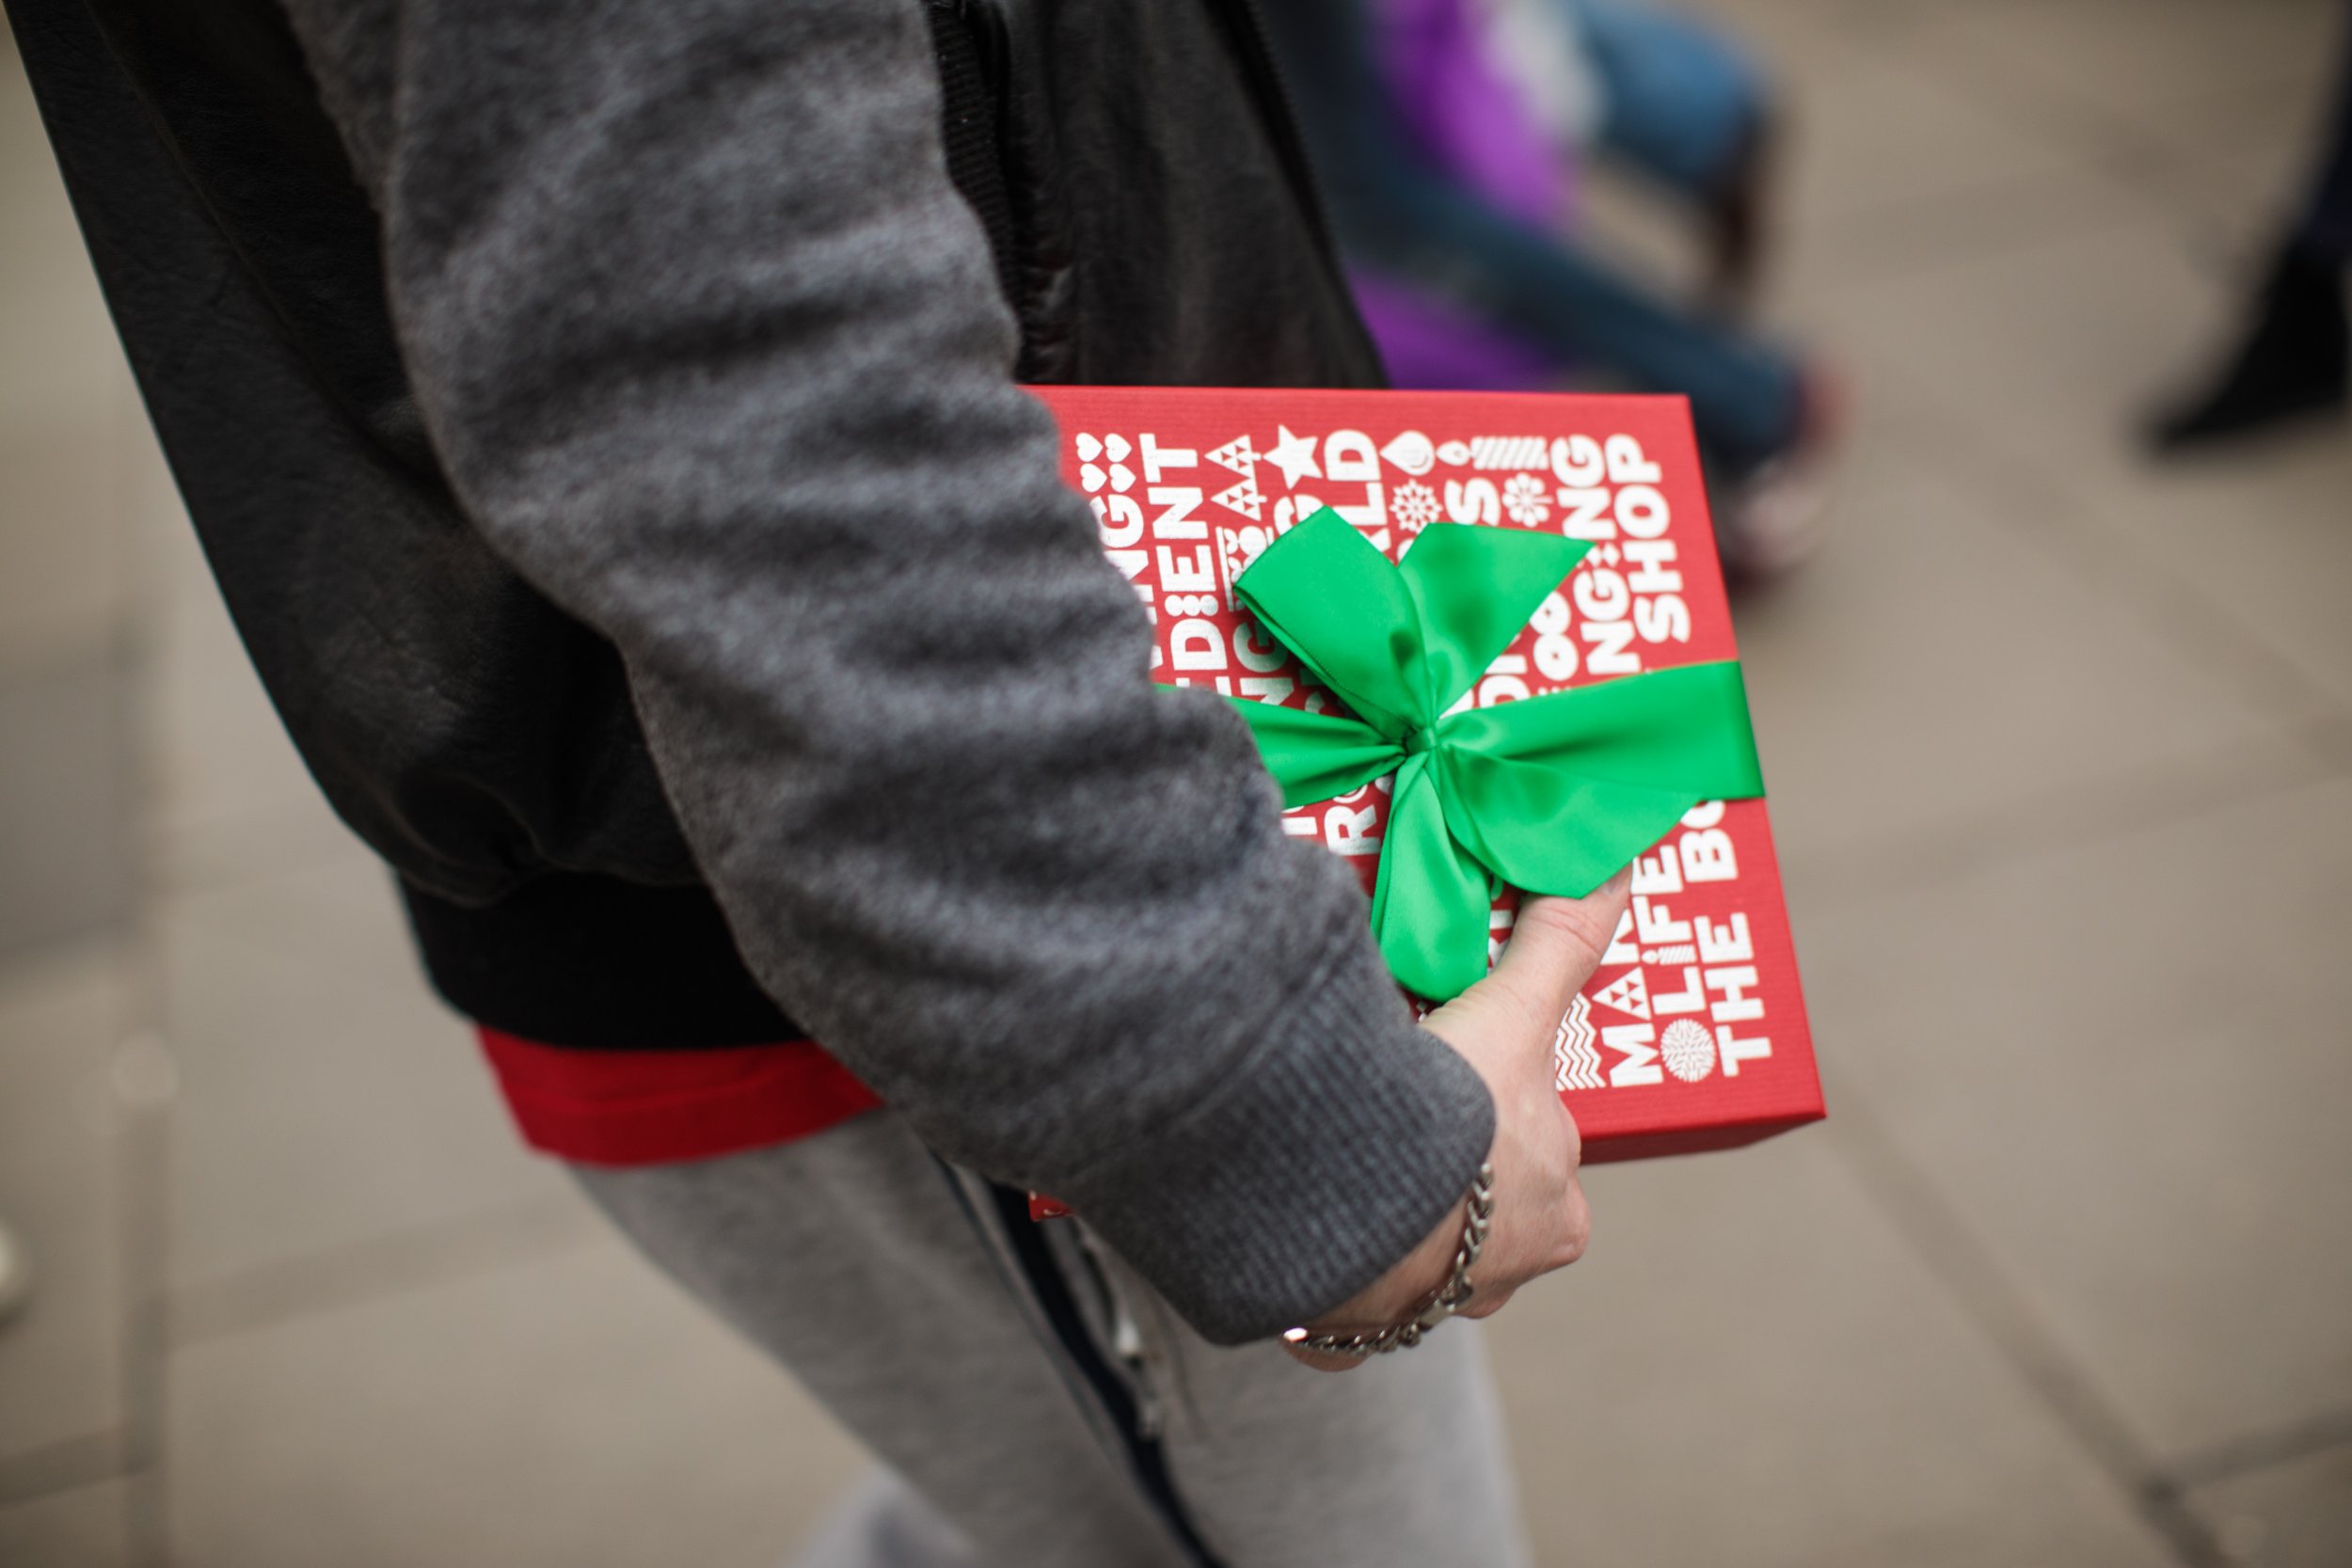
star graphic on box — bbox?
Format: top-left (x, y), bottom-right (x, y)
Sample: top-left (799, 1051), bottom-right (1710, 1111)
top-left (1264, 425), bottom-right (1321, 488)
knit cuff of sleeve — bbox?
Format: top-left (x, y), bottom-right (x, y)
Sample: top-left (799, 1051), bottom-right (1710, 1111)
top-left (1054, 935), bottom-right (1498, 1346)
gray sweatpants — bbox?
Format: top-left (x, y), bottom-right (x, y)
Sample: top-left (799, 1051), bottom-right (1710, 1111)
top-left (572, 1112), bottom-right (1534, 1568)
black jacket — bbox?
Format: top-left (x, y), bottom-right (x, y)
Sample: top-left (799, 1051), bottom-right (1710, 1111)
top-left (8, 0), bottom-right (1384, 1048)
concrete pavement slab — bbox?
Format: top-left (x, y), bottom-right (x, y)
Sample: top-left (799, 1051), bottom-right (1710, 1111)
top-left (0, 411), bottom-right (135, 675)
top-left (1487, 1132), bottom-right (2175, 1568)
top-left (1731, 443), bottom-right (2282, 878)
top-left (159, 864), bottom-right (567, 1297)
top-left (2189, 1440), bottom-right (2352, 1568)
top-left (1879, 0), bottom-right (2337, 156)
top-left (0, 655), bottom-right (138, 959)
top-left (167, 1241), bottom-right (868, 1568)
top-left (0, 1478), bottom-right (129, 1568)
top-left (0, 946), bottom-right (126, 1473)
top-left (0, 51), bottom-right (129, 434)
top-left (1801, 775), bottom-right (2352, 1457)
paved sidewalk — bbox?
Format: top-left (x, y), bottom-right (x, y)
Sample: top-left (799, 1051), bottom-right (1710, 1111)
top-left (4, 2), bottom-right (2348, 1564)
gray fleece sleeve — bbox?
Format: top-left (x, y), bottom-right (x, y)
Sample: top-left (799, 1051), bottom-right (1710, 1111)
top-left (344, 0), bottom-right (1493, 1343)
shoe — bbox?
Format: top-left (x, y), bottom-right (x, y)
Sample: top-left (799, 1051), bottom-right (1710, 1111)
top-left (2148, 241), bottom-right (2348, 454)
top-left (0, 1219), bottom-right (31, 1328)
top-left (1718, 359), bottom-right (1848, 582)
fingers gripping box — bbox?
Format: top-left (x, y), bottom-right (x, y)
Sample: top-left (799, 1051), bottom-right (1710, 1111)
top-left (1031, 386), bottom-right (1821, 1163)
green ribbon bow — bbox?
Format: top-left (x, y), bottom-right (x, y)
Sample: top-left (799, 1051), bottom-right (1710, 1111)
top-left (1224, 508), bottom-right (1765, 1002)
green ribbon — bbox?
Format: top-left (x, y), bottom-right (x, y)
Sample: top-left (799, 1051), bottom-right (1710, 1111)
top-left (1223, 509), bottom-right (1765, 1002)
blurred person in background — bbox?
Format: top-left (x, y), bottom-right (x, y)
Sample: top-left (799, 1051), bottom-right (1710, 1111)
top-left (2147, 0), bottom-right (2350, 451)
top-left (6, 0), bottom-right (1629, 1564)
top-left (1262, 0), bottom-right (1844, 577)
top-left (1494, 0), bottom-right (1777, 308)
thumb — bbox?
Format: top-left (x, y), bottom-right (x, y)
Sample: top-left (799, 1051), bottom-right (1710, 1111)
top-left (1463, 868), bottom-right (1633, 1046)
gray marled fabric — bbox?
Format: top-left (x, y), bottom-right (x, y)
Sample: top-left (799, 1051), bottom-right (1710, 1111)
top-left (575, 1113), bottom-right (1534, 1568)
top-left (274, 0), bottom-right (1492, 1342)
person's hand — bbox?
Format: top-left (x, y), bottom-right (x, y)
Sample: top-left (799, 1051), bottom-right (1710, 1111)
top-left (1286, 869), bottom-right (1632, 1371)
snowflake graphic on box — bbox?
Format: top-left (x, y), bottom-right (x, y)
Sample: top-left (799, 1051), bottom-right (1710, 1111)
top-left (1502, 472), bottom-right (1549, 527)
top-left (1391, 481), bottom-right (1442, 533)
top-left (1661, 1019), bottom-right (1717, 1083)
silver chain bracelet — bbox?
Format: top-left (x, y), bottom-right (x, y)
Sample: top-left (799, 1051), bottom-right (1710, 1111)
top-left (1281, 1162), bottom-right (1495, 1357)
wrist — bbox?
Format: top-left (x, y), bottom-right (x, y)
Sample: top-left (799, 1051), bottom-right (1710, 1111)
top-left (1054, 936), bottom-right (1494, 1346)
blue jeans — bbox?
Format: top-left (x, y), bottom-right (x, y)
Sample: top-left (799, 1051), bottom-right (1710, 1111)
top-left (1571, 0), bottom-right (1766, 196)
top-left (1260, 0), bottom-right (1802, 476)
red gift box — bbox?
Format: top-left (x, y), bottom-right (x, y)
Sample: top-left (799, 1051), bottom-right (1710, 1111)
top-left (1031, 386), bottom-right (1821, 1168)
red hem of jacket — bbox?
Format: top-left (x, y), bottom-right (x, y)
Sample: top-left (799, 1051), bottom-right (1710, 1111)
top-left (478, 1029), bottom-right (882, 1167)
